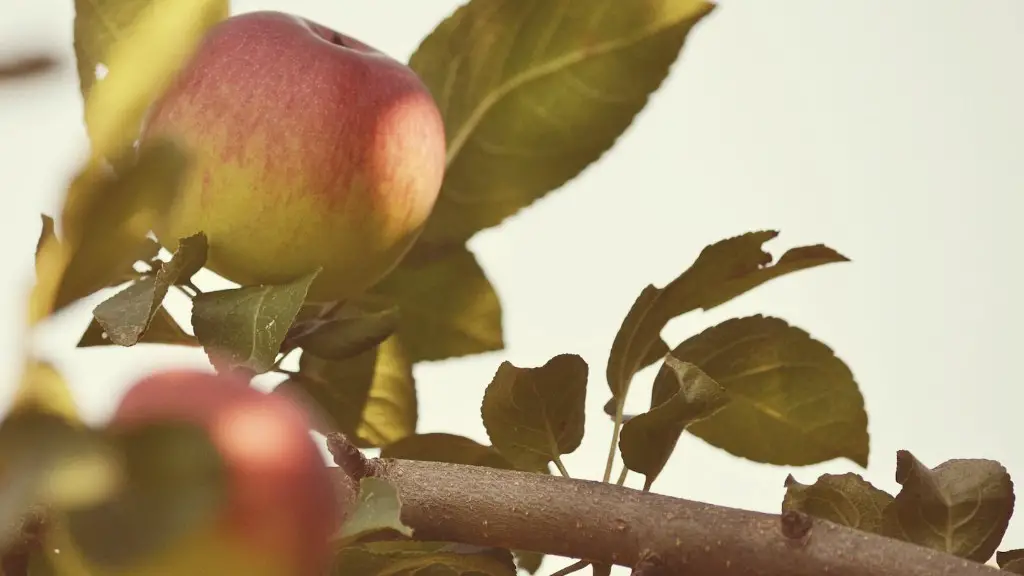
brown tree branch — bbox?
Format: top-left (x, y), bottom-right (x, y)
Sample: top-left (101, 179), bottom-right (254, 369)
top-left (331, 454), bottom-right (1002, 576)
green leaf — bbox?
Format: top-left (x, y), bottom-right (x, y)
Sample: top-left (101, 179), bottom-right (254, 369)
top-left (31, 140), bottom-right (190, 323)
top-left (480, 354), bottom-right (588, 472)
top-left (191, 269), bottom-right (319, 375)
top-left (284, 298), bottom-right (399, 361)
top-left (618, 357), bottom-right (728, 488)
top-left (675, 315), bottom-right (869, 467)
top-left (65, 421), bottom-right (228, 569)
top-left (605, 231), bottom-right (848, 421)
top-left (782, 473), bottom-right (893, 534)
top-left (374, 245), bottom-right (502, 362)
top-left (276, 336), bottom-right (417, 448)
top-left (997, 550), bottom-right (1024, 574)
top-left (90, 233), bottom-right (207, 347)
top-left (881, 450), bottom-right (1014, 562)
top-left (72, 0), bottom-right (154, 104)
top-left (78, 307), bottom-right (198, 348)
top-left (409, 0), bottom-right (715, 245)
top-left (513, 550), bottom-right (544, 574)
top-left (381, 433), bottom-right (515, 470)
top-left (333, 541), bottom-right (516, 576)
top-left (0, 410), bottom-right (120, 549)
top-left (336, 477), bottom-right (413, 546)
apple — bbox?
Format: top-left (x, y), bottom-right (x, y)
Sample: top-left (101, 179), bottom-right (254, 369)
top-left (46, 369), bottom-right (339, 576)
top-left (140, 10), bottom-right (446, 302)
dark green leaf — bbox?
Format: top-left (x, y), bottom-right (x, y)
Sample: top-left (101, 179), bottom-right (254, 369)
top-left (336, 477), bottom-right (413, 546)
top-left (619, 358), bottom-right (728, 488)
top-left (191, 269), bottom-right (319, 375)
top-left (513, 550), bottom-right (544, 574)
top-left (480, 354), bottom-right (588, 471)
top-left (881, 450), bottom-right (1014, 562)
top-left (66, 421), bottom-right (227, 569)
top-left (90, 233), bottom-right (206, 347)
top-left (409, 0), bottom-right (715, 245)
top-left (374, 245), bottom-right (502, 362)
top-left (78, 307), bottom-right (198, 348)
top-left (0, 410), bottom-right (120, 549)
top-left (782, 473), bottom-right (893, 534)
top-left (605, 231), bottom-right (848, 423)
top-left (332, 541), bottom-right (516, 576)
top-left (997, 550), bottom-right (1024, 574)
top-left (672, 315), bottom-right (868, 467)
top-left (381, 433), bottom-right (515, 470)
top-left (285, 298), bottom-right (399, 361)
top-left (276, 336), bottom-right (417, 448)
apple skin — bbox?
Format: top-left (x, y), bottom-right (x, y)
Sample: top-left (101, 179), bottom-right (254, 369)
top-left (69, 369), bottom-right (340, 576)
top-left (141, 10), bottom-right (446, 302)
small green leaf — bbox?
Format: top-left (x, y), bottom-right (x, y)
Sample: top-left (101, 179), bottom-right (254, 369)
top-left (881, 450), bottom-right (1014, 562)
top-left (997, 550), bottom-right (1024, 574)
top-left (277, 336), bottom-right (417, 448)
top-left (409, 0), bottom-right (714, 246)
top-left (381, 433), bottom-right (515, 470)
top-left (672, 315), bottom-right (868, 467)
top-left (782, 473), bottom-right (893, 534)
top-left (79, 307), bottom-right (198, 348)
top-left (480, 354), bottom-right (588, 472)
top-left (618, 358), bottom-right (728, 488)
top-left (66, 421), bottom-right (227, 569)
top-left (605, 231), bottom-right (848, 423)
top-left (374, 245), bottom-right (502, 362)
top-left (513, 550), bottom-right (544, 574)
top-left (191, 269), bottom-right (319, 375)
top-left (336, 477), bottom-right (413, 546)
top-left (285, 298), bottom-right (399, 361)
top-left (332, 541), bottom-right (516, 576)
top-left (90, 233), bottom-right (206, 347)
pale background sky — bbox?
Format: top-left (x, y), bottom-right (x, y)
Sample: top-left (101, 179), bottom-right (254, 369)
top-left (1, 1), bottom-right (1022, 574)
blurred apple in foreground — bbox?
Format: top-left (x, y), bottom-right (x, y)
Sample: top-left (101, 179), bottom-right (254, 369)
top-left (48, 369), bottom-right (338, 576)
top-left (141, 10), bottom-right (446, 301)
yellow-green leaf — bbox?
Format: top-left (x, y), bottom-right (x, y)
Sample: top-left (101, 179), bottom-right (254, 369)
top-left (374, 245), bottom-right (502, 362)
top-left (480, 354), bottom-right (587, 472)
top-left (12, 360), bottom-right (80, 423)
top-left (409, 0), bottom-right (715, 245)
top-left (73, 0), bottom-right (153, 102)
top-left (332, 541), bottom-right (516, 576)
top-left (782, 473), bottom-right (893, 534)
top-left (380, 433), bottom-right (515, 470)
top-left (336, 478), bottom-right (412, 546)
top-left (277, 336), bottom-right (417, 448)
top-left (676, 315), bottom-right (869, 467)
top-left (618, 357), bottom-right (728, 488)
top-left (605, 231), bottom-right (848, 424)
top-left (81, 0), bottom-right (228, 160)
top-left (78, 307), bottom-right (198, 348)
top-left (881, 450), bottom-right (1014, 562)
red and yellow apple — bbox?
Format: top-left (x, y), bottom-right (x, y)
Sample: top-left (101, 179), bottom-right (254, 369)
top-left (47, 369), bottom-right (339, 576)
top-left (141, 11), bottom-right (446, 301)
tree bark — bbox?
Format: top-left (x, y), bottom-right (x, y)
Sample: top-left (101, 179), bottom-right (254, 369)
top-left (331, 457), bottom-right (1003, 576)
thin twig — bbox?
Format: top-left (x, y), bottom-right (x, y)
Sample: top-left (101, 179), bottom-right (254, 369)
top-left (547, 559), bottom-right (589, 576)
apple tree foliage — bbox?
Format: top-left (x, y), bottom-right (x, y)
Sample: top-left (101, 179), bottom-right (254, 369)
top-left (0, 0), bottom-right (1021, 574)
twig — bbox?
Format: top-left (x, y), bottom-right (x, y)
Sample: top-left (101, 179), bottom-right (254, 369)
top-left (331, 458), bottom-right (1001, 576)
top-left (547, 559), bottom-right (588, 576)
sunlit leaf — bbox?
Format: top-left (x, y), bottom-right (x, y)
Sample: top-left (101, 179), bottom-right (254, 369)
top-left (782, 473), bottom-right (893, 534)
top-left (79, 307), bottom-right (198, 348)
top-left (409, 0), bottom-right (715, 245)
top-left (285, 298), bottom-right (399, 361)
top-left (11, 360), bottom-right (79, 423)
top-left (332, 541), bottom-right (516, 576)
top-left (91, 233), bottom-right (206, 346)
top-left (80, 0), bottom-right (228, 160)
top-left (374, 245), bottom-right (502, 362)
top-left (335, 477), bottom-right (412, 546)
top-left (881, 450), bottom-right (1014, 562)
top-left (73, 0), bottom-right (155, 102)
top-left (605, 231), bottom-right (847, 420)
top-left (277, 335), bottom-right (417, 448)
top-left (65, 421), bottom-right (227, 569)
top-left (191, 269), bottom-right (319, 375)
top-left (481, 354), bottom-right (587, 472)
top-left (676, 315), bottom-right (869, 467)
top-left (381, 433), bottom-right (515, 470)
top-left (618, 358), bottom-right (728, 488)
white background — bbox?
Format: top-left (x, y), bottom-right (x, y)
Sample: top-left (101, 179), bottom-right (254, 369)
top-left (1, 1), bottom-right (1022, 573)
